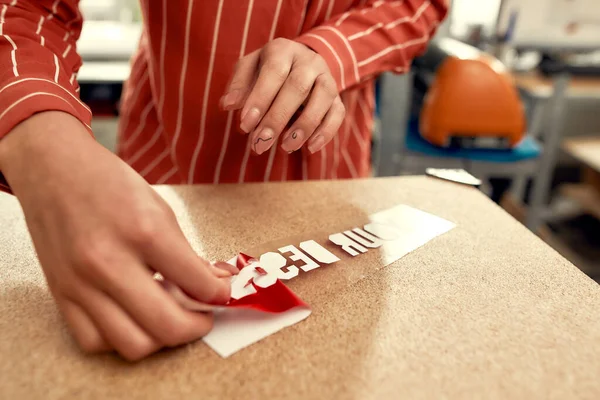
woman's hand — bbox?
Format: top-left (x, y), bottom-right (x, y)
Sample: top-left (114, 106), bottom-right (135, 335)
top-left (0, 112), bottom-right (231, 361)
top-left (221, 38), bottom-right (346, 155)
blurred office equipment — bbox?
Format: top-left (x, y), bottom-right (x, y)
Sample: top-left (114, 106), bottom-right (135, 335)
top-left (78, 22), bottom-right (141, 62)
top-left (561, 138), bottom-right (600, 221)
top-left (80, 0), bottom-right (124, 20)
top-left (448, 0), bottom-right (502, 43)
top-left (420, 56), bottom-right (525, 150)
top-left (497, 0), bottom-right (600, 51)
top-left (375, 0), bottom-right (600, 218)
top-left (77, 0), bottom-right (142, 152)
top-left (375, 0), bottom-right (600, 282)
top-left (497, 0), bottom-right (600, 79)
top-left (538, 53), bottom-right (600, 77)
top-left (376, 38), bottom-right (548, 207)
top-left (549, 137), bottom-right (600, 279)
top-left (78, 0), bottom-right (142, 82)
top-left (494, 0), bottom-right (600, 232)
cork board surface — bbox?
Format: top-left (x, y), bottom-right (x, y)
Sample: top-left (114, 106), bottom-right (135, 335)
top-left (1, 176), bottom-right (600, 399)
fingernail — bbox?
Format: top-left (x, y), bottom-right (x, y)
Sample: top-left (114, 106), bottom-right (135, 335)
top-left (221, 90), bottom-right (239, 109)
top-left (308, 135), bottom-right (326, 153)
top-left (240, 107), bottom-right (260, 133)
top-left (253, 128), bottom-right (274, 155)
top-left (281, 130), bottom-right (304, 152)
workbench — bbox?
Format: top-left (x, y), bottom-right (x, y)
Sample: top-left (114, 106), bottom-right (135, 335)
top-left (1, 177), bottom-right (600, 399)
top-left (562, 137), bottom-right (600, 220)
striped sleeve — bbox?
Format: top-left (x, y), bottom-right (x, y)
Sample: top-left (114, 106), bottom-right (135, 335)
top-left (0, 0), bottom-right (91, 193)
top-left (295, 0), bottom-right (448, 92)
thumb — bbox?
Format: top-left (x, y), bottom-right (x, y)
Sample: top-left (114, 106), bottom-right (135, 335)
top-left (221, 50), bottom-right (260, 111)
top-left (212, 261), bottom-right (239, 276)
top-left (145, 232), bottom-right (231, 305)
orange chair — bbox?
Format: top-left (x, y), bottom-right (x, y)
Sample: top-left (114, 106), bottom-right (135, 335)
top-left (420, 56), bottom-right (526, 149)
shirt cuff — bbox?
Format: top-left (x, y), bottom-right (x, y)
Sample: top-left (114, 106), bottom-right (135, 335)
top-left (0, 78), bottom-right (92, 139)
top-left (0, 78), bottom-right (93, 194)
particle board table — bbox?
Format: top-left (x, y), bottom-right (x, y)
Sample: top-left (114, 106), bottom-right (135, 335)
top-left (1, 176), bottom-right (600, 399)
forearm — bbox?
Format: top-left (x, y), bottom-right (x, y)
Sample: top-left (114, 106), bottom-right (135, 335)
top-left (0, 111), bottom-right (94, 197)
top-left (0, 0), bottom-right (91, 194)
top-left (296, 0), bottom-right (449, 91)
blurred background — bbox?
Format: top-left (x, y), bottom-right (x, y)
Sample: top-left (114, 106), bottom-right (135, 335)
top-left (80, 0), bottom-right (600, 282)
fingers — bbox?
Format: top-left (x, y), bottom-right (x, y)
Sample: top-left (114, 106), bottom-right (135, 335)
top-left (223, 39), bottom-right (345, 155)
top-left (160, 280), bottom-right (221, 312)
top-left (221, 51), bottom-right (260, 111)
top-left (74, 284), bottom-right (160, 362)
top-left (213, 261), bottom-right (239, 276)
top-left (59, 298), bottom-right (110, 354)
top-left (239, 56), bottom-right (293, 134)
top-left (307, 96), bottom-right (346, 154)
top-left (249, 66), bottom-right (324, 155)
top-left (280, 74), bottom-right (339, 153)
top-left (142, 227), bottom-right (231, 305)
top-left (93, 256), bottom-right (216, 349)
top-left (66, 224), bottom-right (224, 358)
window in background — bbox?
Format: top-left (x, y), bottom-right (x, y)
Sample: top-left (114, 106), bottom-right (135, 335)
top-left (498, 0), bottom-right (600, 50)
top-left (77, 0), bottom-right (142, 61)
top-left (79, 0), bottom-right (141, 23)
top-left (449, 0), bottom-right (502, 41)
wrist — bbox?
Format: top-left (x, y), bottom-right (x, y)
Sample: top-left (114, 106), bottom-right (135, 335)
top-left (0, 111), bottom-right (93, 193)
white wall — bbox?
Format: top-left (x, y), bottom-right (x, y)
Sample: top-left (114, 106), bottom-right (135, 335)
top-left (449, 0), bottom-right (502, 37)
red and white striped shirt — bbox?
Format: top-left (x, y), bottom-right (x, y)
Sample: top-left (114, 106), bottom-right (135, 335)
top-left (0, 0), bottom-right (447, 191)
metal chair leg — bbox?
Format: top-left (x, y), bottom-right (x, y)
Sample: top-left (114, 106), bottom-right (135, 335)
top-left (526, 73), bottom-right (570, 231)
